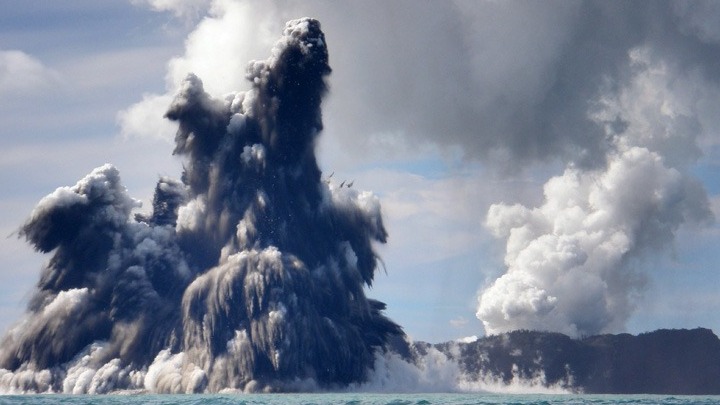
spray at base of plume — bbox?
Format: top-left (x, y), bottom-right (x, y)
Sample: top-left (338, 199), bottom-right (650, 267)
top-left (0, 339), bottom-right (572, 394)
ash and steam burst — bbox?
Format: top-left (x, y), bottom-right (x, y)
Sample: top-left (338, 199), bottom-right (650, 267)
top-left (0, 18), bottom-right (403, 393)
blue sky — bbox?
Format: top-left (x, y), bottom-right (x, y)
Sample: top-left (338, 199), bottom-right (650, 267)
top-left (2, 1), bottom-right (720, 343)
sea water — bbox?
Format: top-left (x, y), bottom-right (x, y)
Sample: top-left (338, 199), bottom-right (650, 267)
top-left (0, 394), bottom-right (719, 405)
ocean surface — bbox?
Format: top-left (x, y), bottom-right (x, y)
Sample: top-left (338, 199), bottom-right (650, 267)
top-left (0, 394), bottom-right (718, 405)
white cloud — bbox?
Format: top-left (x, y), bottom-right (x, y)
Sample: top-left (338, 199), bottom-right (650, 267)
top-left (0, 50), bottom-right (59, 97)
top-left (131, 0), bottom-right (212, 19)
top-left (120, 0), bottom-right (282, 140)
top-left (165, 0), bottom-right (280, 95)
top-left (449, 316), bottom-right (469, 329)
top-left (118, 93), bottom-right (177, 141)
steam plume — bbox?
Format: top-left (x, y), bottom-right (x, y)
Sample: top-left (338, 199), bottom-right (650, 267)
top-left (0, 18), bottom-right (402, 393)
top-left (477, 49), bottom-right (713, 337)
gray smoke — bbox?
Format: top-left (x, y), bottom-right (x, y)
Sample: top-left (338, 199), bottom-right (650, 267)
top-left (317, 1), bottom-right (720, 170)
top-left (0, 18), bottom-right (402, 393)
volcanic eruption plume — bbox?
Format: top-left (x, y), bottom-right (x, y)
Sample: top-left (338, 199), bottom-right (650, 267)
top-left (0, 18), bottom-right (403, 393)
top-left (477, 48), bottom-right (713, 337)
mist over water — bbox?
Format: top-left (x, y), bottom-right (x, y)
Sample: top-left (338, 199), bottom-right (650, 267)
top-left (0, 18), bottom-right (405, 394)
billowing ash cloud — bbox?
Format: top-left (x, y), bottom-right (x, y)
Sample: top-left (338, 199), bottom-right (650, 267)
top-left (477, 49), bottom-right (713, 337)
top-left (0, 18), bottom-right (402, 393)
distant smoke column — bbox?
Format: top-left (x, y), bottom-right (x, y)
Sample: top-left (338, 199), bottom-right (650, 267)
top-left (476, 48), bottom-right (712, 337)
top-left (0, 18), bottom-right (402, 393)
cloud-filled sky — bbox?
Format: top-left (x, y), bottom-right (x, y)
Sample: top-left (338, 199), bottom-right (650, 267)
top-left (2, 0), bottom-right (720, 343)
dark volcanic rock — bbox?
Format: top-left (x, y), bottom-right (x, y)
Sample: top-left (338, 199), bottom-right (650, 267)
top-left (581, 328), bottom-right (720, 394)
top-left (428, 328), bottom-right (720, 394)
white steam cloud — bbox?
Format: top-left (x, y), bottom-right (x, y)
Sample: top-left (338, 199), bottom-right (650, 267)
top-left (119, 0), bottom-right (279, 140)
top-left (477, 49), bottom-right (713, 337)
